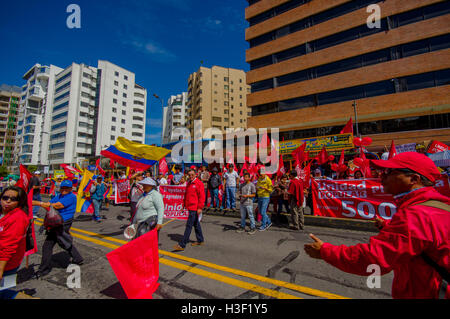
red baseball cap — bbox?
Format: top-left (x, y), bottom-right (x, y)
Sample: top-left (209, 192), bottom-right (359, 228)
top-left (370, 152), bottom-right (440, 182)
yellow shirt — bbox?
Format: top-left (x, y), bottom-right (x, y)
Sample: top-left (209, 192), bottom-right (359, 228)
top-left (256, 176), bottom-right (273, 198)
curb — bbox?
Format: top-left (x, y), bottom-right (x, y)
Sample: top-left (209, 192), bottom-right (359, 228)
top-left (202, 207), bottom-right (379, 233)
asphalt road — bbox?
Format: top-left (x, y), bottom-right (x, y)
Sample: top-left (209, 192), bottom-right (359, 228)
top-left (14, 203), bottom-right (394, 299)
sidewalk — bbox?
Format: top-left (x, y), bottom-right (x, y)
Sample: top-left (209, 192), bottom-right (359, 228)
top-left (202, 204), bottom-right (379, 233)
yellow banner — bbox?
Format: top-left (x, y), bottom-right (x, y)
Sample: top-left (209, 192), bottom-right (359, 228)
top-left (279, 133), bottom-right (354, 155)
top-left (53, 170), bottom-right (66, 179)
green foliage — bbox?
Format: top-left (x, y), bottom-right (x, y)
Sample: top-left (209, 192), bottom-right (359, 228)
top-left (0, 166), bottom-right (9, 178)
top-left (27, 165), bottom-right (38, 173)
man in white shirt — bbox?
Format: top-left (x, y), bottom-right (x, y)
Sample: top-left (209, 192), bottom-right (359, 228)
top-left (223, 164), bottom-right (240, 210)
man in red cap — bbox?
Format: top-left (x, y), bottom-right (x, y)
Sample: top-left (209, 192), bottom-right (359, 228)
top-left (304, 152), bottom-right (450, 298)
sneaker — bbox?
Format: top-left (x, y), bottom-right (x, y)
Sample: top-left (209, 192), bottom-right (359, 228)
top-left (266, 222), bottom-right (272, 230)
top-left (258, 226), bottom-right (266, 232)
top-left (236, 227), bottom-right (245, 233)
top-left (248, 228), bottom-right (256, 235)
top-left (173, 244), bottom-right (185, 252)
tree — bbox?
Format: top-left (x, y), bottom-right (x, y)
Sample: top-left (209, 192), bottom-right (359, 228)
top-left (0, 166), bottom-right (9, 178)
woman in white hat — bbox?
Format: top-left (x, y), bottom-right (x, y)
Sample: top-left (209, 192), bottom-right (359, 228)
top-left (131, 177), bottom-right (165, 239)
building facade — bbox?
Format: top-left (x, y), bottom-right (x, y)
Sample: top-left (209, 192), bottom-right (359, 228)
top-left (162, 92), bottom-right (189, 144)
top-left (187, 66), bottom-right (251, 138)
top-left (245, 0), bottom-right (450, 152)
top-left (15, 64), bottom-right (64, 166)
top-left (0, 84), bottom-right (21, 169)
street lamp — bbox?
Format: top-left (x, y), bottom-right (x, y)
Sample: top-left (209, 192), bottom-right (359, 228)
top-left (352, 100), bottom-right (360, 138)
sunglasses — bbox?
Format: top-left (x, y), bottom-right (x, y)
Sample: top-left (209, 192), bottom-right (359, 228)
top-left (1, 195), bottom-right (19, 202)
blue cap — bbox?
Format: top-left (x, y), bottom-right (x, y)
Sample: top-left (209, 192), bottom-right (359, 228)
top-left (61, 180), bottom-right (73, 188)
top-left (93, 175), bottom-right (98, 179)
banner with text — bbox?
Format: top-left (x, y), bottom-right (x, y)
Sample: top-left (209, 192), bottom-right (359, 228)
top-left (114, 179), bottom-right (130, 204)
top-left (159, 185), bottom-right (189, 220)
top-left (312, 178), bottom-right (397, 221)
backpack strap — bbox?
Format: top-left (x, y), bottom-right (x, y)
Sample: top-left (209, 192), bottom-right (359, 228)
top-left (415, 200), bottom-right (450, 299)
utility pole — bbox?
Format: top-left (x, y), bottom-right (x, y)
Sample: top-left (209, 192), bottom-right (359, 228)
top-left (353, 100), bottom-right (360, 137)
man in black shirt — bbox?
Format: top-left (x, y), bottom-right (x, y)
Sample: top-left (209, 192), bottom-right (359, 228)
top-left (30, 171), bottom-right (43, 218)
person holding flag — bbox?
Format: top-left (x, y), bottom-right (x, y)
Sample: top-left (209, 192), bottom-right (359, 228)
top-left (90, 176), bottom-right (107, 223)
top-left (30, 171), bottom-right (43, 219)
top-left (33, 180), bottom-right (83, 278)
top-left (0, 186), bottom-right (31, 299)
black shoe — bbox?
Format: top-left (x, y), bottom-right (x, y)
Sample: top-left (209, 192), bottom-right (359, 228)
top-left (35, 270), bottom-right (50, 279)
top-left (71, 259), bottom-right (84, 266)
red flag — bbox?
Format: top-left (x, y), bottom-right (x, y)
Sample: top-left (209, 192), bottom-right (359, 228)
top-left (61, 164), bottom-right (81, 180)
top-left (340, 118), bottom-right (353, 134)
top-left (110, 159), bottom-right (116, 169)
top-left (95, 158), bottom-right (106, 176)
top-left (16, 164), bottom-right (33, 191)
top-left (316, 147), bottom-right (329, 165)
top-left (388, 140), bottom-right (397, 159)
top-left (159, 157), bottom-right (168, 175)
top-left (260, 132), bottom-right (271, 149)
top-left (303, 163), bottom-right (311, 188)
top-left (106, 230), bottom-right (159, 299)
top-left (277, 154), bottom-right (285, 178)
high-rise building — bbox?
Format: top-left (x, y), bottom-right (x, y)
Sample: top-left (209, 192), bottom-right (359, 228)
top-left (187, 66), bottom-right (251, 138)
top-left (0, 84), bottom-right (21, 169)
top-left (15, 64), bottom-right (64, 166)
top-left (95, 60), bottom-right (147, 155)
top-left (245, 0), bottom-right (450, 153)
top-left (162, 92), bottom-right (189, 144)
top-left (15, 60), bottom-right (148, 170)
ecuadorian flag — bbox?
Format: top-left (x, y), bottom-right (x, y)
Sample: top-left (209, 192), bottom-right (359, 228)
top-left (77, 170), bottom-right (95, 214)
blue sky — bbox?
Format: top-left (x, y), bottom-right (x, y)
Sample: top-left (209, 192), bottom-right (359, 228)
top-left (0, 0), bottom-right (249, 145)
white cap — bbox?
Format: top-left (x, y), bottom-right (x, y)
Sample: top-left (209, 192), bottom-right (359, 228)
top-left (138, 177), bottom-right (157, 186)
top-left (34, 171), bottom-right (41, 175)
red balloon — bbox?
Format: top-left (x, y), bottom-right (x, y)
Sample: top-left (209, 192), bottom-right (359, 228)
top-left (353, 137), bottom-right (362, 147)
top-left (361, 137), bottom-right (373, 146)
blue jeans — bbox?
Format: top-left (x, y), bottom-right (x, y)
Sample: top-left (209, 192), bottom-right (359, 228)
top-left (179, 210), bottom-right (204, 248)
top-left (278, 198), bottom-right (290, 214)
top-left (240, 205), bottom-right (256, 229)
top-left (32, 194), bottom-right (42, 216)
top-left (210, 188), bottom-right (219, 208)
top-left (258, 197), bottom-right (270, 228)
top-left (225, 186), bottom-right (236, 209)
top-left (92, 199), bottom-right (102, 220)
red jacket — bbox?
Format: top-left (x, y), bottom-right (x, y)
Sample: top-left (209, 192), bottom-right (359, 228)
top-left (288, 177), bottom-right (304, 207)
top-left (184, 178), bottom-right (205, 212)
top-left (320, 187), bottom-right (450, 299)
top-left (0, 208), bottom-right (30, 271)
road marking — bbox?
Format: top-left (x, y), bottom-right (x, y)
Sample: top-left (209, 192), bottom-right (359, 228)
top-left (159, 258), bottom-right (301, 299)
top-left (34, 220), bottom-right (300, 299)
top-left (34, 218), bottom-right (348, 299)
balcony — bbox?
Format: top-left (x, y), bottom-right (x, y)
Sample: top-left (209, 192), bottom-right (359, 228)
top-left (28, 86), bottom-right (45, 101)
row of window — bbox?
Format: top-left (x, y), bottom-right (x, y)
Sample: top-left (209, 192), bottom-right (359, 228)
top-left (249, 2), bottom-right (450, 70)
top-left (50, 142), bottom-right (65, 150)
top-left (251, 69), bottom-right (450, 116)
top-left (51, 132), bottom-right (66, 140)
top-left (51, 121), bottom-right (67, 131)
top-left (53, 101), bottom-right (69, 112)
top-left (250, 0), bottom-right (383, 48)
top-left (279, 113), bottom-right (450, 142)
top-left (114, 71), bottom-right (128, 81)
top-left (54, 91), bottom-right (70, 103)
top-left (248, 0), bottom-right (312, 27)
top-left (55, 72), bottom-right (72, 85)
top-left (55, 81), bottom-right (71, 94)
top-left (52, 111), bottom-right (68, 122)
top-left (251, 33), bottom-right (450, 93)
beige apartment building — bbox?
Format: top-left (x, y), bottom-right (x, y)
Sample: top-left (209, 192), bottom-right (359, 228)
top-left (187, 65), bottom-right (251, 138)
top-left (0, 85), bottom-right (21, 170)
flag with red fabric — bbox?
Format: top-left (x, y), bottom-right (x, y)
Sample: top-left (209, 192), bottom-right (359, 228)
top-left (388, 140), bottom-right (397, 159)
top-left (277, 154), bottom-right (285, 178)
top-left (315, 147), bottom-right (329, 165)
top-left (60, 164), bottom-right (81, 180)
top-left (109, 159), bottom-right (116, 169)
top-left (159, 157), bottom-right (169, 175)
top-left (96, 158), bottom-right (106, 176)
top-left (292, 143), bottom-right (307, 165)
top-left (106, 229), bottom-right (159, 299)
top-left (16, 164), bottom-right (33, 191)
top-left (340, 118), bottom-right (353, 134)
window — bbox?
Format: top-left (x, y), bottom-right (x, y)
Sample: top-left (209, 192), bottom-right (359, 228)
top-left (122, 101), bottom-right (127, 107)
top-left (115, 71), bottom-right (119, 76)
top-left (405, 72), bottom-right (435, 91)
top-left (212, 117), bottom-right (221, 122)
top-left (111, 135), bottom-right (115, 140)
top-left (113, 99), bottom-right (117, 104)
top-left (401, 40), bottom-right (429, 58)
top-left (121, 128), bottom-right (125, 133)
top-left (112, 117), bottom-right (116, 122)
top-left (113, 90), bottom-right (118, 95)
top-left (111, 126), bottom-right (116, 131)
top-left (122, 110), bottom-right (126, 115)
top-left (121, 119), bottom-right (126, 124)
top-left (364, 80), bottom-right (395, 98)
top-left (123, 84), bottom-right (127, 90)
top-left (112, 107), bottom-right (117, 113)
top-left (114, 81), bottom-right (118, 86)
top-left (123, 93), bottom-right (127, 98)
top-left (124, 75), bottom-right (128, 81)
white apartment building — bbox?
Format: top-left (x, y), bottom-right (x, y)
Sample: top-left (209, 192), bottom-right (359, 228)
top-left (15, 64), bottom-right (63, 166)
top-left (95, 60), bottom-right (147, 156)
top-left (161, 92), bottom-right (188, 144)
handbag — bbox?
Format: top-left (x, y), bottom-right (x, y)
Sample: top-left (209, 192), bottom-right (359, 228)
top-left (43, 206), bottom-right (64, 230)
top-left (134, 215), bottom-right (157, 239)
